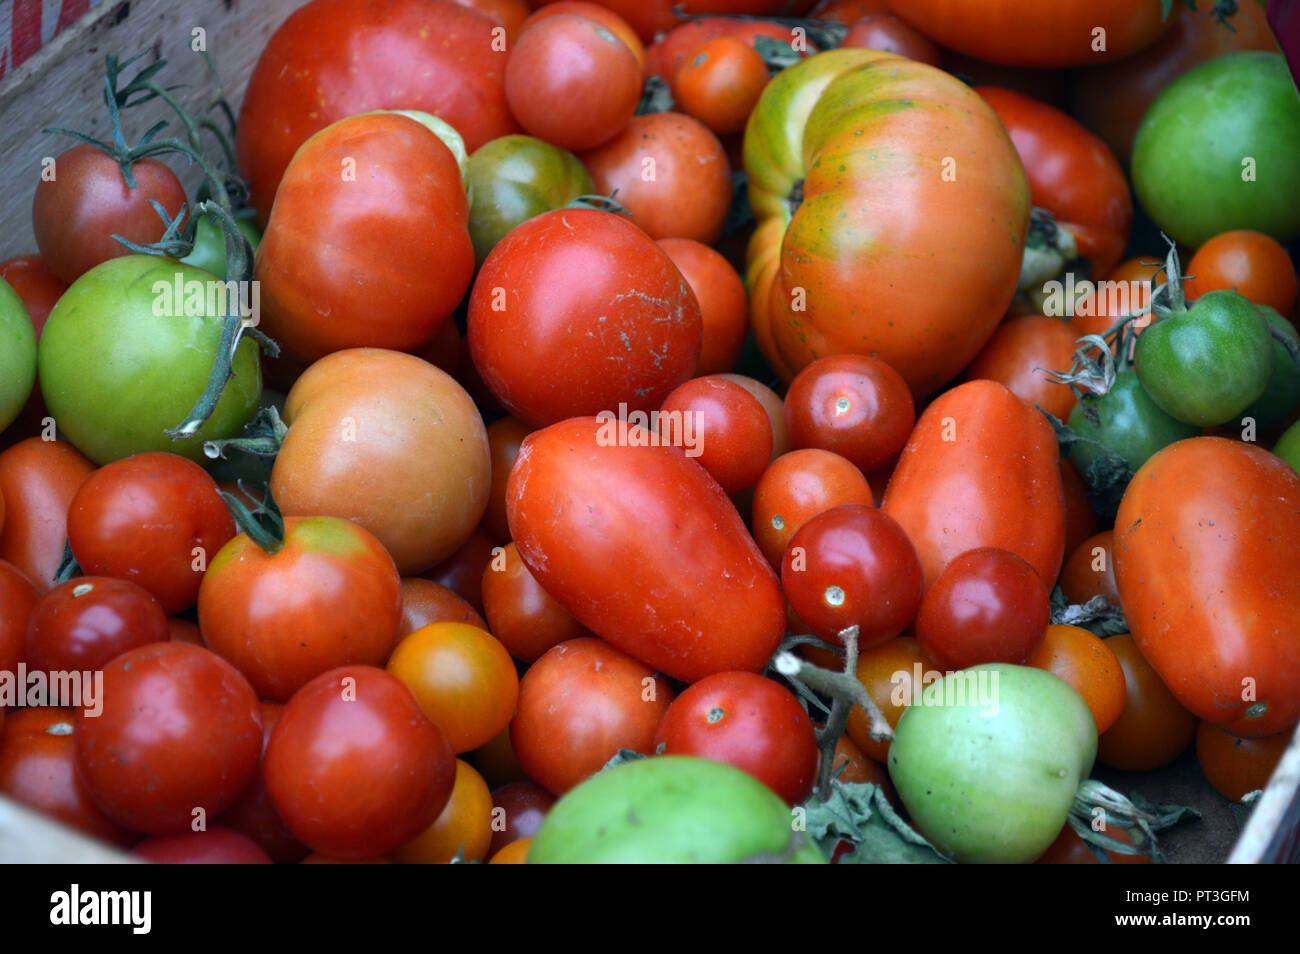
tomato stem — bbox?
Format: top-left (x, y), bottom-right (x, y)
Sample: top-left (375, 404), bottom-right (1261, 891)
top-left (217, 481), bottom-right (286, 555)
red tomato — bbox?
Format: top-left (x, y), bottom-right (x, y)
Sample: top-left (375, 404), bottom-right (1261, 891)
top-left (422, 527), bottom-right (500, 617)
top-left (843, 13), bottom-right (940, 65)
top-left (882, 380), bottom-right (1065, 591)
top-left (674, 36), bottom-right (771, 134)
top-left (0, 438), bottom-right (95, 592)
top-left (657, 238), bottom-right (748, 376)
top-left (468, 209), bottom-right (702, 427)
top-left (400, 578), bottom-right (487, 634)
top-left (653, 671), bottom-right (819, 805)
top-left (198, 516), bottom-right (402, 702)
top-left (25, 577), bottom-right (169, 673)
top-left (507, 418), bottom-right (786, 682)
top-left (453, 0), bottom-right (531, 38)
top-left (1035, 824), bottom-right (1151, 864)
top-left (1196, 721), bottom-right (1290, 802)
top-left (963, 315), bottom-right (1081, 422)
top-left (488, 780), bottom-right (555, 856)
top-left (510, 637), bottom-right (672, 795)
top-left (1027, 624), bottom-right (1127, 735)
top-left (66, 452), bottom-right (235, 614)
top-left (265, 666), bottom-right (456, 858)
top-left (1098, 633), bottom-right (1197, 771)
top-left (0, 255), bottom-right (66, 335)
top-left (521, 2), bottom-right (646, 70)
top-left (1184, 230), bottom-right (1298, 316)
top-left (133, 827), bottom-right (272, 864)
top-left (0, 559), bottom-right (38, 680)
top-left (646, 16), bottom-right (813, 84)
top-left (781, 504), bottom-right (922, 648)
top-left (719, 374), bottom-right (792, 459)
top-left (217, 701), bottom-right (309, 865)
top-left (484, 417), bottom-right (531, 542)
top-left (481, 542), bottom-right (590, 663)
top-left (660, 376), bottom-right (773, 494)
top-left (1059, 458), bottom-right (1098, 560)
top-left (1060, 530), bottom-right (1120, 607)
top-left (753, 448), bottom-right (875, 568)
top-left (75, 643), bottom-right (263, 835)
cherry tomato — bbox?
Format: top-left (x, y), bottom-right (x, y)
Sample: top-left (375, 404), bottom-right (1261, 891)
top-left (1184, 230), bottom-right (1298, 316)
top-left (521, 2), bottom-right (646, 71)
top-left (964, 315), bottom-right (1080, 422)
top-left (25, 577), bottom-right (168, 673)
top-left (488, 780), bottom-right (556, 856)
top-left (216, 701), bottom-right (309, 865)
top-left (0, 559), bottom-right (38, 680)
top-left (674, 36), bottom-right (770, 135)
top-left (0, 437), bottom-right (95, 593)
top-left (471, 725), bottom-right (529, 789)
top-left (843, 13), bottom-right (941, 65)
top-left (1097, 633), bottom-right (1197, 771)
top-left (660, 376), bottom-right (773, 494)
top-left (846, 635), bottom-right (931, 762)
top-left (0, 255), bottom-right (66, 335)
top-left (1059, 530), bottom-right (1120, 607)
top-left (392, 759), bottom-right (495, 863)
top-left (719, 374), bottom-right (792, 459)
top-left (1027, 624), bottom-right (1126, 735)
top-left (752, 449), bottom-right (874, 567)
top-left (75, 642), bottom-right (263, 835)
top-left (657, 238), bottom-right (748, 376)
top-left (423, 527), bottom-right (500, 617)
top-left (1196, 721), bottom-right (1290, 802)
top-left (482, 542), bottom-right (590, 663)
top-left (1035, 824), bottom-right (1151, 864)
top-left (489, 837), bottom-right (533, 863)
top-left (825, 731), bottom-right (894, 803)
top-left (133, 827), bottom-right (272, 864)
top-left (484, 417), bottom-right (531, 542)
top-left (400, 578), bottom-right (486, 635)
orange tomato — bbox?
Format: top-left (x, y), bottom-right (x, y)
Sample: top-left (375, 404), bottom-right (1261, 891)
top-left (0, 437), bottom-right (95, 592)
top-left (674, 36), bottom-right (770, 134)
top-left (391, 760), bottom-right (494, 863)
top-left (658, 239), bottom-right (748, 376)
top-left (1097, 633), bottom-right (1197, 771)
top-left (1059, 530), bottom-right (1120, 607)
top-left (1027, 624), bottom-right (1126, 735)
top-left (489, 837), bottom-right (533, 863)
top-left (845, 636), bottom-right (930, 762)
top-left (1184, 230), bottom-right (1298, 316)
top-left (963, 315), bottom-right (1080, 421)
top-left (470, 726), bottom-right (529, 789)
top-left (1196, 721), bottom-right (1291, 802)
top-left (751, 449), bottom-right (874, 567)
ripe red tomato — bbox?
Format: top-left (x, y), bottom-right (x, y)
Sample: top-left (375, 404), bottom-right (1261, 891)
top-left (481, 542), bottom-right (590, 663)
top-left (454, 0), bottom-right (531, 39)
top-left (66, 452), bottom-right (235, 614)
top-left (521, 2), bottom-right (647, 71)
top-left (217, 701), bottom-right (309, 864)
top-left (660, 376), bottom-right (773, 494)
top-left (673, 36), bottom-right (771, 135)
top-left (719, 374), bottom-right (792, 459)
top-left (133, 827), bottom-right (272, 864)
top-left (0, 438), bottom-right (95, 593)
top-left (400, 578), bottom-right (486, 634)
top-left (915, 547), bottom-right (1050, 671)
top-left (963, 315), bottom-right (1081, 423)
top-left (488, 780), bottom-right (556, 857)
top-left (653, 671), bottom-right (820, 805)
top-left (484, 417), bottom-right (531, 541)
top-left (510, 637), bottom-right (672, 795)
top-left (468, 209), bottom-right (702, 427)
top-left (753, 448), bottom-right (875, 568)
top-left (0, 255), bottom-right (66, 335)
top-left (781, 504), bottom-right (922, 648)
top-left (657, 238), bottom-right (748, 376)
top-left (265, 666), bottom-right (457, 858)
top-left (1027, 624), bottom-right (1126, 735)
top-left (25, 577), bottom-right (168, 673)
top-left (75, 642), bottom-right (263, 835)
top-left (0, 559), bottom-right (39, 680)
top-left (842, 13), bottom-right (940, 65)
top-left (1184, 230), bottom-right (1298, 316)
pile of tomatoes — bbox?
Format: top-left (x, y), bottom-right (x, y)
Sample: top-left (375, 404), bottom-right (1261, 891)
top-left (1, 0), bottom-right (1299, 865)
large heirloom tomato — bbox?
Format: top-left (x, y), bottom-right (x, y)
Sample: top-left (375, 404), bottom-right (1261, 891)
top-left (882, 380), bottom-right (1065, 590)
top-left (506, 418), bottom-right (786, 683)
top-left (236, 0), bottom-right (516, 221)
top-left (744, 50), bottom-right (1028, 395)
top-left (1113, 438), bottom-right (1300, 739)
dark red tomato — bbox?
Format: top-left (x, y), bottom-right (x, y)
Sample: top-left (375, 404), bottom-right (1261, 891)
top-left (400, 578), bottom-right (486, 635)
top-left (133, 827), bottom-right (272, 864)
top-left (0, 559), bottom-right (39, 679)
top-left (752, 448), bottom-right (875, 567)
top-left (783, 355), bottom-right (915, 473)
top-left (0, 438), bottom-right (96, 593)
top-left (0, 256), bottom-right (66, 335)
top-left (1060, 530), bottom-right (1120, 607)
top-left (198, 516), bottom-right (402, 702)
top-left (237, 0), bottom-right (517, 223)
top-left (422, 526), bottom-right (500, 617)
top-left (0, 706), bottom-right (134, 847)
top-left (264, 666), bottom-right (457, 858)
top-left (657, 238), bottom-right (748, 376)
top-left (660, 376), bottom-right (773, 494)
top-left (167, 617), bottom-right (203, 645)
top-left (915, 547), bottom-right (1050, 671)
top-left (510, 637), bottom-right (673, 795)
top-left (481, 542), bottom-right (590, 663)
top-left (484, 417), bottom-right (531, 542)
top-left (653, 670), bottom-right (819, 805)
top-left (781, 504), bottom-right (923, 648)
top-left (505, 13), bottom-right (641, 151)
top-left (216, 701), bottom-right (309, 864)
top-left (75, 642), bottom-right (263, 835)
top-left (468, 209), bottom-right (702, 427)
top-left (65, 452), bottom-right (234, 614)
top-left (32, 145), bottom-right (188, 285)
top-left (1059, 459), bottom-right (1098, 561)
top-left (25, 577), bottom-right (168, 673)
top-left (488, 780), bottom-right (556, 856)
top-left (843, 13), bottom-right (940, 65)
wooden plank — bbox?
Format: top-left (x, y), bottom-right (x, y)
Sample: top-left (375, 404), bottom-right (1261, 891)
top-left (1228, 721), bottom-right (1300, 863)
top-left (0, 793), bottom-right (137, 863)
top-left (0, 0), bottom-right (300, 259)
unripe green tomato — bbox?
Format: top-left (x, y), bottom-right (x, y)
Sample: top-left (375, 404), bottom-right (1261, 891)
top-left (0, 277), bottom-right (37, 432)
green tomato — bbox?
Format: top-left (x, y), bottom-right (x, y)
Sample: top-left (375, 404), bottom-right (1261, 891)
top-left (1135, 289), bottom-right (1273, 427)
top-left (1239, 306), bottom-right (1300, 431)
top-left (179, 214), bottom-right (262, 281)
top-left (466, 135), bottom-right (594, 265)
top-left (38, 255), bottom-right (261, 465)
top-left (0, 277), bottom-right (37, 432)
top-left (1275, 419), bottom-right (1300, 472)
top-left (1069, 369), bottom-right (1199, 476)
top-left (528, 756), bottom-right (825, 864)
top-left (888, 663), bottom-right (1097, 864)
top-left (1132, 52), bottom-right (1300, 247)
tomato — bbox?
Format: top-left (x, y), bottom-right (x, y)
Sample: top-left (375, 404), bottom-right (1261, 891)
top-left (882, 380), bottom-right (1065, 591)
top-left (423, 527), bottom-right (500, 616)
top-left (132, 827), bottom-right (272, 864)
top-left (0, 559), bottom-right (39, 680)
top-left (1067, 256), bottom-right (1160, 339)
top-left (167, 617), bottom-right (203, 646)
top-left (511, 638), bottom-right (673, 795)
top-left (484, 419), bottom-right (529, 540)
top-left (453, 0), bottom-right (530, 38)
top-left (199, 516), bottom-right (402, 701)
top-left (916, 548), bottom-right (1050, 671)
top-left (887, 0), bottom-right (1169, 68)
top-left (720, 374), bottom-right (792, 459)
top-left (1185, 230), bottom-right (1298, 316)
top-left (1114, 438), bottom-right (1300, 737)
top-left (1035, 824), bottom-right (1150, 865)
top-left (781, 504), bottom-right (922, 648)
top-left (481, 542), bottom-right (589, 663)
top-left (1068, 370), bottom-right (1199, 481)
top-left (300, 854), bottom-right (392, 864)
top-left (1027, 625), bottom-right (1126, 735)
top-left (581, 112), bottom-right (732, 244)
top-left (0, 438), bottom-right (95, 592)
top-left (178, 215), bottom-right (262, 281)
top-left (1072, 0), bottom-right (1279, 166)
top-left (400, 578), bottom-right (486, 634)
top-left (237, 0), bottom-right (516, 222)
top-left (1097, 633), bottom-right (1197, 771)
top-left (521, 2), bottom-right (647, 71)
top-left (26, 577), bottom-right (169, 673)
top-left (674, 36), bottom-right (771, 135)
top-left (825, 731), bottom-right (894, 798)
top-left (272, 349), bottom-right (490, 574)
top-left (466, 135), bottom-right (594, 265)
top-left (845, 635), bottom-right (928, 762)
top-left (387, 622), bottom-right (519, 753)
top-left (784, 355), bottom-right (914, 474)
top-left (265, 666), bottom-right (457, 859)
top-left (1059, 530), bottom-right (1119, 607)
top-left (392, 759), bottom-right (495, 863)
top-left (488, 781), bottom-right (555, 856)
top-left (889, 664), bottom-right (1097, 863)
top-left (660, 376), bottom-right (772, 494)
top-left (752, 448), bottom-right (874, 568)
top-left (744, 50), bottom-right (1028, 394)
top-left (653, 671), bottom-right (819, 805)
top-left (809, 0), bottom-right (889, 23)
top-left (216, 701), bottom-right (309, 864)
top-left (1059, 459), bottom-right (1098, 559)
top-left (471, 725), bottom-right (529, 789)
top-left (38, 257), bottom-right (261, 464)
top-left (964, 315), bottom-right (1080, 422)
top-left (529, 755), bottom-right (825, 863)
top-left (75, 643), bottom-right (263, 835)
top-left (468, 209), bottom-right (702, 427)
top-left (0, 278), bottom-right (36, 434)
top-left (657, 239), bottom-right (748, 376)
top-left (1135, 289), bottom-right (1273, 428)
top-left (32, 145), bottom-right (187, 285)
top-left (66, 452), bottom-right (235, 614)
top-left (1133, 52), bottom-right (1300, 247)
top-left (843, 13), bottom-right (940, 65)
top-left (0, 256), bottom-right (66, 335)
top-left (1196, 721), bottom-right (1290, 802)
top-left (506, 14), bottom-right (641, 151)
top-left (489, 837), bottom-right (532, 863)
